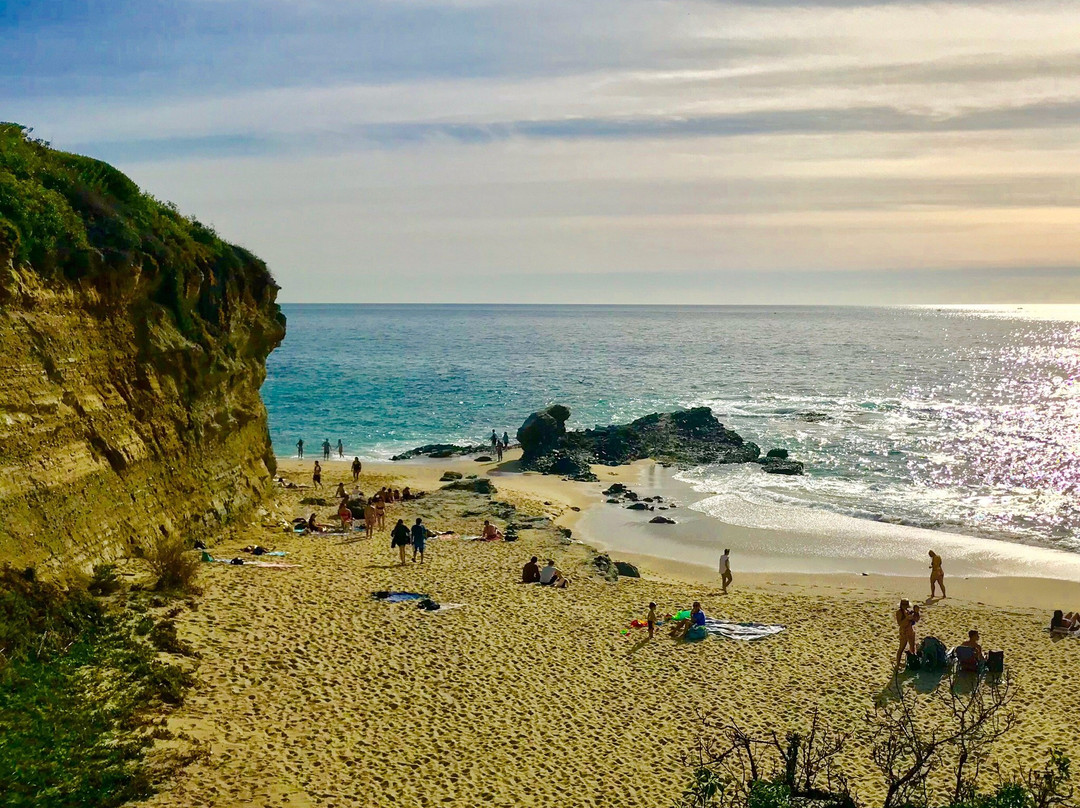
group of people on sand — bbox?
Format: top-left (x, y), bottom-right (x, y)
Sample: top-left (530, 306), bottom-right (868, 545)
top-left (490, 430), bottom-right (512, 462)
top-left (521, 556), bottom-right (570, 588)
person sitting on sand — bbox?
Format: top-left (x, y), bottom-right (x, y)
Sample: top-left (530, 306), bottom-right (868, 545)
top-left (352, 456), bottom-right (362, 482)
top-left (335, 482), bottom-right (347, 499)
top-left (481, 520), bottom-right (503, 541)
top-left (671, 602), bottom-right (706, 640)
top-left (306, 512), bottom-right (329, 533)
top-left (312, 461), bottom-right (322, 488)
top-left (411, 518), bottom-right (429, 564)
top-left (338, 500), bottom-right (354, 531)
top-left (957, 629), bottom-right (986, 672)
top-left (929, 550), bottom-right (946, 599)
top-left (402, 486), bottom-right (413, 500)
top-left (364, 501), bottom-right (377, 539)
top-left (539, 559), bottom-right (568, 588)
top-left (522, 556), bottom-right (541, 583)
top-left (1051, 610), bottom-right (1080, 634)
top-left (895, 599), bottom-right (917, 669)
top-left (391, 519), bottom-right (411, 565)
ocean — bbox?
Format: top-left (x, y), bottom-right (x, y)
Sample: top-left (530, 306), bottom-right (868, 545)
top-left (263, 304), bottom-right (1080, 556)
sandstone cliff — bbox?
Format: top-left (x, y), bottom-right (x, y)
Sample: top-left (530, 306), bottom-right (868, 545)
top-left (0, 124), bottom-right (285, 569)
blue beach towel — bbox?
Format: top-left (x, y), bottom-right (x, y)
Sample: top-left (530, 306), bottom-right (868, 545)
top-left (373, 591), bottom-right (429, 603)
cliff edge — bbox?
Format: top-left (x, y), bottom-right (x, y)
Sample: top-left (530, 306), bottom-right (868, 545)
top-left (0, 124), bottom-right (285, 568)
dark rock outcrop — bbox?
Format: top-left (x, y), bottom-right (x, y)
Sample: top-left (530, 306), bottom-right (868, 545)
top-left (442, 478), bottom-right (497, 495)
top-left (614, 561), bottom-right (640, 578)
top-left (649, 516), bottom-right (676, 524)
top-left (391, 443), bottom-right (487, 461)
top-left (514, 404), bottom-right (804, 480)
top-left (766, 448), bottom-right (789, 459)
top-left (439, 471), bottom-right (463, 481)
top-left (760, 458), bottom-right (805, 475)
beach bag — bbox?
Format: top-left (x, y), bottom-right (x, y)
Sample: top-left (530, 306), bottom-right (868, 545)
top-left (905, 651), bottom-right (922, 671)
top-left (987, 650), bottom-right (1004, 674)
top-left (919, 636), bottom-right (948, 670)
top-left (685, 625), bottom-right (708, 642)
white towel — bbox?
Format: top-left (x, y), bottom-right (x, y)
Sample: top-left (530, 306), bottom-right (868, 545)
top-left (703, 618), bottom-right (785, 641)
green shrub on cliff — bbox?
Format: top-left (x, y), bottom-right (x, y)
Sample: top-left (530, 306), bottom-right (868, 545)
top-left (0, 566), bottom-right (196, 807)
top-left (0, 123), bottom-right (281, 344)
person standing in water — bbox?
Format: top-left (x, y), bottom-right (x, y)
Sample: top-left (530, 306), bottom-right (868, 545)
top-left (296, 438), bottom-right (304, 458)
top-left (312, 461), bottom-right (322, 488)
top-left (929, 550), bottom-right (946, 599)
top-left (719, 548), bottom-right (732, 594)
top-left (337, 439), bottom-right (344, 459)
top-left (322, 439), bottom-right (331, 460)
top-left (503, 431), bottom-right (510, 447)
top-left (351, 457), bottom-right (362, 482)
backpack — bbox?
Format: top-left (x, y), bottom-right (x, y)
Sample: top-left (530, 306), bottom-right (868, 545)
top-left (987, 650), bottom-right (1004, 674)
top-left (919, 636), bottom-right (948, 670)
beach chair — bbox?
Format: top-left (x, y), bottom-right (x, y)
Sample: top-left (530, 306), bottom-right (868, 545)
top-left (952, 644), bottom-right (980, 673)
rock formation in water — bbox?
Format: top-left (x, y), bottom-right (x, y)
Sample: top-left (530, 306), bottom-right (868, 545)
top-left (0, 124), bottom-right (285, 568)
top-left (517, 404), bottom-right (802, 480)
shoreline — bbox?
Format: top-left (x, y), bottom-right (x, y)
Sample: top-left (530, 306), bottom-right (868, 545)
top-left (276, 454), bottom-right (1080, 611)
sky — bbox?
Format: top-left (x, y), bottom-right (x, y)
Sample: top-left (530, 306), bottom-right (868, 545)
top-left (4, 0), bottom-right (1080, 304)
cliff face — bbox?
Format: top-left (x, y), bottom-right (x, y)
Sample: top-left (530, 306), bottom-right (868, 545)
top-left (0, 124), bottom-right (285, 568)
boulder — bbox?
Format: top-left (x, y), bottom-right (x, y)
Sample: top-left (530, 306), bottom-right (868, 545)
top-left (606, 498), bottom-right (620, 504)
top-left (649, 516), bottom-right (676, 524)
top-left (766, 448), bottom-right (789, 459)
top-left (439, 471), bottom-right (463, 481)
top-left (626, 502), bottom-right (650, 511)
top-left (442, 478), bottom-right (497, 494)
top-left (592, 554), bottom-right (619, 582)
top-left (475, 456), bottom-right (493, 462)
top-left (761, 458), bottom-right (804, 476)
top-left (517, 405), bottom-right (571, 462)
top-left (391, 443), bottom-right (487, 461)
top-left (614, 561), bottom-right (640, 578)
top-left (602, 483), bottom-right (629, 497)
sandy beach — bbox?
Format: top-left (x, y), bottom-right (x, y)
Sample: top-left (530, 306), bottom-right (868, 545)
top-left (145, 456), bottom-right (1080, 808)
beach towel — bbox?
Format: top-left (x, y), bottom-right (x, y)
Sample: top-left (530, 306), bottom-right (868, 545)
top-left (373, 591), bottom-right (429, 603)
top-left (702, 618), bottom-right (785, 641)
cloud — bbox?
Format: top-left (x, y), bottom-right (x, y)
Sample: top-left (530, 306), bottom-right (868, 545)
top-left (6, 0), bottom-right (1080, 302)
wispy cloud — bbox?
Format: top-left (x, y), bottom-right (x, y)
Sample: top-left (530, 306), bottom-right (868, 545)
top-left (5, 0), bottom-right (1080, 302)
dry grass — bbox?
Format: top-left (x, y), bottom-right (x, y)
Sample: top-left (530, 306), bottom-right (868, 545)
top-left (146, 536), bottom-right (200, 593)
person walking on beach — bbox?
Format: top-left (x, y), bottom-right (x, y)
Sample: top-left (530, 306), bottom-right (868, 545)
top-left (929, 550), bottom-right (946, 599)
top-left (895, 599), bottom-right (917, 670)
top-left (312, 461), bottom-right (322, 488)
top-left (719, 549), bottom-right (732, 594)
top-left (351, 457), bottom-right (362, 482)
top-left (391, 519), bottom-right (411, 565)
top-left (364, 500), bottom-right (377, 539)
top-left (296, 438), bottom-right (304, 458)
top-left (322, 439), bottom-right (331, 460)
top-left (337, 439), bottom-right (344, 459)
top-left (411, 518), bottom-right (428, 564)
top-left (374, 493), bottom-right (386, 530)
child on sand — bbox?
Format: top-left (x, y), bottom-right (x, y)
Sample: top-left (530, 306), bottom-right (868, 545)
top-left (647, 602), bottom-right (658, 639)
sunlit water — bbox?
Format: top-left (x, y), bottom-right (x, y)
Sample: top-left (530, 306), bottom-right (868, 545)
top-left (264, 304), bottom-right (1080, 554)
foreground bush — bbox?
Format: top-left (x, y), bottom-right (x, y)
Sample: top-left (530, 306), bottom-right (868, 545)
top-left (146, 535), bottom-right (200, 593)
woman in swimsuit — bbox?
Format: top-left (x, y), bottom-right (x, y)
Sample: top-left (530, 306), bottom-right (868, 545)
top-left (895, 599), bottom-right (916, 669)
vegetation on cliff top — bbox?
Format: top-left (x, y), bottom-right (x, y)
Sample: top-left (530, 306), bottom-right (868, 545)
top-left (0, 123), bottom-right (281, 343)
